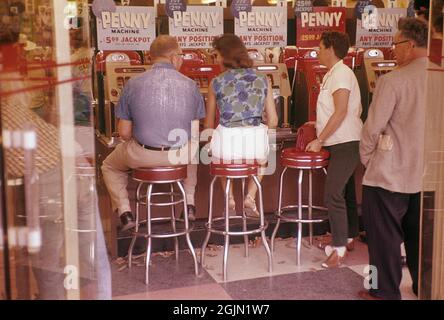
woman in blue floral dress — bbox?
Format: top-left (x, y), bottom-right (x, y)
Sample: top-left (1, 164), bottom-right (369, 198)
top-left (205, 34), bottom-right (278, 216)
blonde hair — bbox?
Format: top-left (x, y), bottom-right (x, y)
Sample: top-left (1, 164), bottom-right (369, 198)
top-left (150, 35), bottom-right (180, 59)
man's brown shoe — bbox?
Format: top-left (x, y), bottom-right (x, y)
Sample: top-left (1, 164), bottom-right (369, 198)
top-left (358, 290), bottom-right (384, 300)
top-left (321, 249), bottom-right (346, 268)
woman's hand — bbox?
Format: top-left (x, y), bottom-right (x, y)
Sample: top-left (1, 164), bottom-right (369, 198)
top-left (305, 139), bottom-right (322, 152)
top-left (304, 121), bottom-right (316, 126)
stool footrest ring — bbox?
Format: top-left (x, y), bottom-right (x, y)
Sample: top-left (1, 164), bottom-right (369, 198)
top-left (275, 205), bottom-right (328, 224)
top-left (137, 192), bottom-right (185, 207)
top-left (131, 217), bottom-right (194, 238)
top-left (205, 216), bottom-right (268, 236)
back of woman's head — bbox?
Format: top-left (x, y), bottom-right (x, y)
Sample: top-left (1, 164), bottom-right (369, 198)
top-left (212, 34), bottom-right (253, 69)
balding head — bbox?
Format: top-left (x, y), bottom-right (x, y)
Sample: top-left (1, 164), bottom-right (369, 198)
top-left (150, 35), bottom-right (181, 60)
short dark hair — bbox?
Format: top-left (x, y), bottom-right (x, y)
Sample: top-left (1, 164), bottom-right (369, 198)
top-left (212, 34), bottom-right (253, 69)
top-left (398, 17), bottom-right (428, 48)
top-left (320, 31), bottom-right (350, 59)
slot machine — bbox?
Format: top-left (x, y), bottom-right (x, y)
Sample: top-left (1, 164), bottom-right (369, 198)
top-left (94, 51), bottom-right (148, 141)
top-left (248, 48), bottom-right (266, 63)
top-left (179, 64), bottom-right (221, 96)
top-left (347, 47), bottom-right (372, 121)
top-left (105, 59), bottom-right (151, 139)
top-left (252, 63), bottom-right (292, 130)
top-left (182, 49), bottom-right (208, 64)
top-left (179, 64), bottom-right (222, 130)
top-left (363, 49), bottom-right (397, 119)
top-left (292, 49), bottom-right (328, 128)
top-left (143, 49), bottom-right (210, 65)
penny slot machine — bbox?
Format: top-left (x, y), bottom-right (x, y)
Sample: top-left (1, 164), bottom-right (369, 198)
top-left (363, 49), bottom-right (397, 119)
top-left (103, 53), bottom-right (150, 140)
top-left (292, 49), bottom-right (328, 128)
top-left (180, 64), bottom-right (221, 96)
top-left (253, 63), bottom-right (292, 129)
top-left (94, 51), bottom-right (145, 141)
top-left (248, 48), bottom-right (266, 64)
top-left (182, 49), bottom-right (207, 64)
top-left (179, 64), bottom-right (222, 130)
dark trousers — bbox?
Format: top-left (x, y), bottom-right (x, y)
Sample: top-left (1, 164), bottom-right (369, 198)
top-left (324, 141), bottom-right (360, 246)
top-left (362, 186), bottom-right (420, 300)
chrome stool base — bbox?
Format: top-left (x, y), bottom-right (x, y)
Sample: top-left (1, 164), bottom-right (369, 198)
top-left (201, 173), bottom-right (273, 282)
top-left (271, 167), bottom-right (328, 265)
top-left (128, 169), bottom-right (198, 285)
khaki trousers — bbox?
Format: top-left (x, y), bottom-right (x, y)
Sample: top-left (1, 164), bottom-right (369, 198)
top-left (101, 139), bottom-right (198, 216)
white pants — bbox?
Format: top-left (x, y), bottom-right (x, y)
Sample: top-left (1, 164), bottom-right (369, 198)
top-left (210, 124), bottom-right (269, 161)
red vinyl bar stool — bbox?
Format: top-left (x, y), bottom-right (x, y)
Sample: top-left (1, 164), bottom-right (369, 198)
top-left (201, 160), bottom-right (273, 281)
top-left (127, 166), bottom-right (198, 284)
top-left (270, 133), bottom-right (329, 265)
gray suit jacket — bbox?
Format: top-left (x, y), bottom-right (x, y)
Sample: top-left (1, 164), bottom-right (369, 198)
top-left (360, 57), bottom-right (427, 193)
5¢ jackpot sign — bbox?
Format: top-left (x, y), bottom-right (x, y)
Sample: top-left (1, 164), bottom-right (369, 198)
top-left (296, 7), bottom-right (346, 48)
top-left (96, 6), bottom-right (156, 51)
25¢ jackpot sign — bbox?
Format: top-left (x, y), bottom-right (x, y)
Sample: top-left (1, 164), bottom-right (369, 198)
top-left (296, 7), bottom-right (346, 48)
top-left (96, 6), bottom-right (155, 51)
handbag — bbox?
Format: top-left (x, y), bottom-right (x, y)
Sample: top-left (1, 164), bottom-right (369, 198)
top-left (295, 123), bottom-right (317, 151)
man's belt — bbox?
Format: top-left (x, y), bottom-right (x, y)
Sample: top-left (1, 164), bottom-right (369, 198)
top-left (137, 141), bottom-right (183, 151)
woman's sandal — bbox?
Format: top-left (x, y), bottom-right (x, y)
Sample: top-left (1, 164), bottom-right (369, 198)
top-left (244, 194), bottom-right (260, 218)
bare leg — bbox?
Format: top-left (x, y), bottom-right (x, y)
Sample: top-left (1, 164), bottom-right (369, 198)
top-left (244, 175), bottom-right (264, 217)
top-left (246, 175), bottom-right (264, 199)
top-left (220, 177), bottom-right (235, 211)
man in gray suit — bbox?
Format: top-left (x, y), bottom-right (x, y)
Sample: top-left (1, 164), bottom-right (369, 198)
top-left (359, 18), bottom-right (428, 300)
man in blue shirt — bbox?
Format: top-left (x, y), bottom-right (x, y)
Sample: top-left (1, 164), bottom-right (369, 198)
top-left (102, 35), bottom-right (205, 231)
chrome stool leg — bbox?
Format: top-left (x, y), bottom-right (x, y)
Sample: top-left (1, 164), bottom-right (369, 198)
top-left (145, 184), bottom-right (153, 285)
top-left (271, 166), bottom-right (287, 252)
top-left (201, 176), bottom-right (217, 267)
top-left (297, 170), bottom-right (303, 266)
top-left (241, 178), bottom-right (249, 258)
top-left (223, 178), bottom-right (231, 282)
top-left (170, 183), bottom-right (179, 261)
top-left (252, 175), bottom-right (273, 273)
top-left (309, 170), bottom-right (313, 246)
top-left (177, 181), bottom-right (199, 276)
top-left (128, 182), bottom-right (143, 268)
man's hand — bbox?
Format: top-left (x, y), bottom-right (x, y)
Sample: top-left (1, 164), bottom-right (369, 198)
top-left (305, 139), bottom-right (322, 152)
top-left (305, 121), bottom-right (316, 126)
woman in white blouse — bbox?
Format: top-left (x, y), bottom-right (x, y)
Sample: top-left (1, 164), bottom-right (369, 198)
top-left (305, 31), bottom-right (363, 268)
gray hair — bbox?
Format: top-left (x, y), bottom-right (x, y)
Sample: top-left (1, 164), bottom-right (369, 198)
top-left (398, 17), bottom-right (428, 48)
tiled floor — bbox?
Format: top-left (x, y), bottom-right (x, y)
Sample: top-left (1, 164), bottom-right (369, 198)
top-left (112, 237), bottom-right (417, 300)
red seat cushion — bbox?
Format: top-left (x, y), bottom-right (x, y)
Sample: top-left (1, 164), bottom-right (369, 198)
top-left (210, 159), bottom-right (259, 177)
top-left (281, 148), bottom-right (330, 169)
top-left (133, 166), bottom-right (187, 182)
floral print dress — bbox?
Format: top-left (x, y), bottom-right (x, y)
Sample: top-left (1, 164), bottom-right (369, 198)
top-left (211, 68), bottom-right (268, 128)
